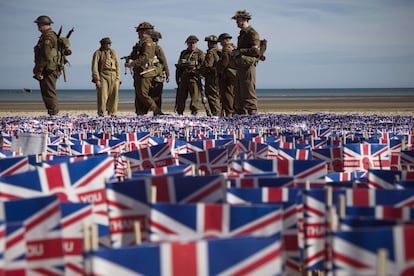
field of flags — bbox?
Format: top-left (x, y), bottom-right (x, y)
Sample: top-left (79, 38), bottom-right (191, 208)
top-left (1, 112), bottom-right (414, 275)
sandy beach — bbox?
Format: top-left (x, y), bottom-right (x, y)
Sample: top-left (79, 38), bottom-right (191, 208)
top-left (0, 94), bottom-right (413, 117)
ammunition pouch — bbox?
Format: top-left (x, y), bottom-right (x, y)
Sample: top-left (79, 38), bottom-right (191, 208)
top-left (45, 48), bottom-right (60, 72)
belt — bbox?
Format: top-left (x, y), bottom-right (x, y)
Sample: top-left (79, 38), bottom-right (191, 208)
top-left (103, 68), bottom-right (116, 72)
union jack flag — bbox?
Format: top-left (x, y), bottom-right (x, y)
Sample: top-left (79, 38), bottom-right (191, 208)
top-left (131, 163), bottom-right (194, 178)
top-left (4, 195), bottom-right (65, 275)
top-left (230, 159), bottom-right (277, 175)
top-left (227, 176), bottom-right (295, 188)
top-left (344, 189), bottom-right (414, 207)
top-left (401, 150), bottom-right (414, 170)
top-left (0, 156), bottom-right (29, 177)
top-left (178, 147), bottom-right (228, 175)
top-left (367, 169), bottom-right (400, 189)
top-left (237, 140), bottom-right (270, 159)
top-left (344, 206), bottom-right (414, 221)
top-left (0, 135), bottom-right (12, 151)
top-left (301, 189), bottom-right (328, 270)
top-left (122, 142), bottom-right (174, 171)
top-left (277, 160), bottom-right (327, 180)
top-left (278, 148), bottom-right (312, 161)
top-left (0, 221), bottom-right (4, 274)
top-left (186, 138), bottom-right (233, 152)
top-left (61, 202), bottom-right (94, 275)
top-left (149, 203), bottom-right (283, 242)
top-left (3, 221), bottom-right (26, 274)
top-left (343, 143), bottom-right (390, 171)
top-left (331, 224), bottom-right (414, 275)
top-left (106, 180), bottom-right (152, 247)
top-left (0, 155), bottom-right (114, 236)
top-left (91, 235), bottom-right (283, 275)
top-left (312, 146), bottom-right (343, 172)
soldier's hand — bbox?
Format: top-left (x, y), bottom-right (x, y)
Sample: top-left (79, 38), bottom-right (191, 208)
top-left (231, 49), bottom-right (240, 57)
top-left (166, 76), bottom-right (170, 83)
top-left (34, 73), bottom-right (44, 81)
top-left (96, 81), bottom-right (101, 88)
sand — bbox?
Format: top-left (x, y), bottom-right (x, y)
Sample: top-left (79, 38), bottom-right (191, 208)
top-left (0, 94), bottom-right (413, 117)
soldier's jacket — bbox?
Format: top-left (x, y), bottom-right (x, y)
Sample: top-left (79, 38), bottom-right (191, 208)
top-left (91, 48), bottom-right (120, 83)
top-left (33, 29), bottom-right (58, 74)
top-left (217, 43), bottom-right (236, 74)
top-left (129, 35), bottom-right (157, 77)
top-left (154, 44), bottom-right (170, 82)
top-left (175, 48), bottom-right (205, 83)
top-left (200, 45), bottom-right (220, 76)
top-left (237, 25), bottom-right (260, 57)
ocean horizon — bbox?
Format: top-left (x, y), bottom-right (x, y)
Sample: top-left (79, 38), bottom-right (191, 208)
top-left (1, 87), bottom-right (413, 104)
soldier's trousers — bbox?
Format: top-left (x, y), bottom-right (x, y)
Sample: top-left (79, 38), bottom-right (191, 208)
top-left (176, 78), bottom-right (199, 115)
top-left (97, 70), bottom-right (119, 116)
top-left (150, 80), bottom-right (164, 110)
top-left (39, 71), bottom-right (60, 115)
top-left (204, 74), bottom-right (221, 116)
top-left (234, 65), bottom-right (257, 115)
top-left (134, 75), bottom-right (157, 115)
top-left (219, 75), bottom-right (235, 116)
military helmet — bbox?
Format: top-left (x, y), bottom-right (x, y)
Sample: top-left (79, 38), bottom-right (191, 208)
top-left (100, 37), bottom-right (112, 45)
top-left (218, 33), bottom-right (232, 41)
top-left (231, 10), bottom-right (252, 20)
top-left (135, 21), bottom-right (154, 32)
top-left (185, 35), bottom-right (199, 43)
top-left (205, 35), bottom-right (218, 43)
top-left (34, 15), bottom-right (53, 25)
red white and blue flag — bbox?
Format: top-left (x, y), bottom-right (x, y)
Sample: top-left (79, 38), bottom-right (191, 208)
top-left (149, 203), bottom-right (283, 242)
top-left (91, 235), bottom-right (283, 275)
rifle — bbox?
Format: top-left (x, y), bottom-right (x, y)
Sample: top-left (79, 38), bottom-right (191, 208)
top-left (199, 78), bottom-right (211, 117)
top-left (56, 27), bottom-right (74, 82)
top-left (120, 56), bottom-right (132, 75)
top-left (259, 39), bottom-right (267, 61)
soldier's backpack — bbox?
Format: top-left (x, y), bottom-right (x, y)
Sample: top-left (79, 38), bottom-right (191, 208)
top-left (55, 27), bottom-right (74, 81)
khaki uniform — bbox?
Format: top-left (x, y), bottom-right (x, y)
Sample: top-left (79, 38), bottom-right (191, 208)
top-left (201, 45), bottom-right (221, 116)
top-left (91, 48), bottom-right (120, 116)
top-left (175, 49), bottom-right (205, 115)
top-left (150, 43), bottom-right (170, 111)
top-left (33, 29), bottom-right (61, 115)
top-left (217, 43), bottom-right (236, 116)
top-left (129, 36), bottom-right (159, 115)
top-left (234, 25), bottom-right (260, 115)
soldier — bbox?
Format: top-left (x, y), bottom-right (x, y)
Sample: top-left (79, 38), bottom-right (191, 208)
top-left (201, 35), bottom-right (221, 116)
top-left (175, 35), bottom-right (205, 115)
top-left (33, 15), bottom-right (61, 116)
top-left (91, 37), bottom-right (121, 116)
top-left (125, 22), bottom-right (163, 116)
top-left (149, 31), bottom-right (170, 113)
top-left (217, 33), bottom-right (237, 116)
top-left (231, 10), bottom-right (261, 115)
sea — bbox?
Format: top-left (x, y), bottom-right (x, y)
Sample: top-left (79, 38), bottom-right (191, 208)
top-left (0, 88), bottom-right (414, 104)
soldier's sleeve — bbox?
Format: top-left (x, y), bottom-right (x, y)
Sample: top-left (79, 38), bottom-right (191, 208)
top-left (35, 35), bottom-right (55, 73)
top-left (112, 50), bottom-right (121, 80)
top-left (91, 50), bottom-right (101, 83)
top-left (158, 47), bottom-right (170, 78)
top-left (175, 52), bottom-right (183, 85)
top-left (131, 40), bottom-right (153, 68)
top-left (204, 50), bottom-right (215, 69)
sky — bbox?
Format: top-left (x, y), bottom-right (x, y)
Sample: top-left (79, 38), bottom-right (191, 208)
top-left (0, 0), bottom-right (413, 90)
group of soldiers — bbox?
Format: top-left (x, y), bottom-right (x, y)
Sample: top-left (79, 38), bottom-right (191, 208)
top-left (33, 10), bottom-right (262, 117)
